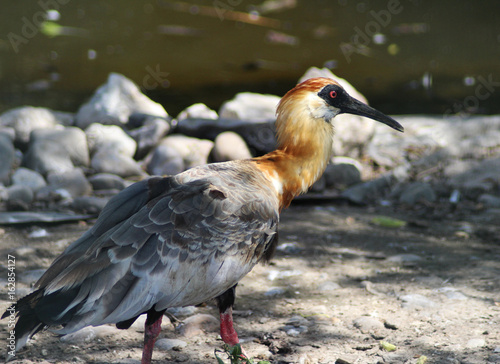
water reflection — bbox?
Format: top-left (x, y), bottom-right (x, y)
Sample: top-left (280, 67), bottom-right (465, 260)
top-left (0, 0), bottom-right (499, 116)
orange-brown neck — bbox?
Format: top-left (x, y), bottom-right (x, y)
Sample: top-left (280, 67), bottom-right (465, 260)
top-left (253, 104), bottom-right (334, 210)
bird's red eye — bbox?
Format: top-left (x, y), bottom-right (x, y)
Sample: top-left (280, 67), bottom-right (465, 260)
top-left (329, 90), bottom-right (337, 99)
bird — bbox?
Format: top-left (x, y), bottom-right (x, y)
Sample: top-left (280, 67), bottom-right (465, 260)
top-left (3, 77), bottom-right (403, 363)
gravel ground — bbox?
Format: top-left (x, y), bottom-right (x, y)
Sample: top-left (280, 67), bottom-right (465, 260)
top-left (1, 202), bottom-right (499, 364)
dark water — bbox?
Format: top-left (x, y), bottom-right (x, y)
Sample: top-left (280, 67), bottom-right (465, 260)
top-left (1, 0), bottom-right (499, 116)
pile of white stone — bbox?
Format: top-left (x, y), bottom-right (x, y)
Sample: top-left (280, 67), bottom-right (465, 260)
top-left (1, 67), bottom-right (499, 219)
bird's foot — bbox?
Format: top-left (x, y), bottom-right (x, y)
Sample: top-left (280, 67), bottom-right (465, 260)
top-left (220, 306), bottom-right (239, 346)
top-left (141, 313), bottom-right (163, 364)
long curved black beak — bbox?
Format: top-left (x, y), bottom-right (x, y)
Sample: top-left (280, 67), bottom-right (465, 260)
top-left (341, 97), bottom-right (404, 132)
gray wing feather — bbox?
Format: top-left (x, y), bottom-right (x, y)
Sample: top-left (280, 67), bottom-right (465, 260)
top-left (38, 162), bottom-right (279, 333)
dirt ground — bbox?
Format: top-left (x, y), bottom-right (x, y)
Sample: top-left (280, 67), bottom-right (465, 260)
top-left (0, 202), bottom-right (499, 364)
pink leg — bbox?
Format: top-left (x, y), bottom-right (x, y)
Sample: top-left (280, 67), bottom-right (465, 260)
top-left (219, 306), bottom-right (239, 346)
top-left (141, 314), bottom-right (163, 364)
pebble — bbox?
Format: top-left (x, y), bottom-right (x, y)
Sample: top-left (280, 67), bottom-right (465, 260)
top-left (386, 254), bottom-right (422, 263)
top-left (466, 338), bottom-right (486, 349)
top-left (166, 306), bottom-right (197, 317)
top-left (60, 325), bottom-right (119, 343)
top-left (86, 123), bottom-right (137, 157)
top-left (341, 175), bottom-right (392, 205)
top-left (176, 314), bottom-right (218, 338)
top-left (91, 148), bottom-right (144, 178)
top-left (399, 294), bottom-right (436, 309)
top-left (6, 185), bottom-right (34, 207)
top-left (398, 182), bottom-right (436, 205)
top-left (353, 316), bottom-right (385, 334)
top-left (284, 325), bottom-right (308, 336)
top-left (177, 103), bottom-right (218, 120)
top-left (155, 338), bottom-right (187, 351)
top-left (267, 269), bottom-right (302, 281)
top-left (0, 133), bottom-right (15, 184)
top-left (75, 73), bottom-right (168, 129)
top-left (47, 168), bottom-right (92, 198)
top-left (0, 106), bottom-right (70, 145)
top-left (436, 287), bottom-right (468, 300)
top-left (219, 92), bottom-right (280, 122)
top-left (28, 228), bottom-right (49, 238)
top-left (318, 281), bottom-right (341, 291)
top-left (159, 135), bottom-right (214, 169)
top-left (264, 287), bottom-right (285, 296)
top-left (211, 131), bottom-right (252, 162)
top-left (25, 127), bottom-right (89, 171)
top-left (145, 144), bottom-right (185, 176)
top-left (24, 139), bottom-right (75, 176)
top-left (88, 173), bottom-right (127, 192)
top-left (127, 116), bottom-right (171, 159)
top-left (323, 161), bottom-right (362, 188)
top-left (71, 196), bottom-right (110, 214)
top-left (275, 242), bottom-right (302, 254)
top-left (11, 167), bottom-right (47, 192)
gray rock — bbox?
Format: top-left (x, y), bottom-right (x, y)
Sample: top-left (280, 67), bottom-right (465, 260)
top-left (76, 73), bottom-right (168, 129)
top-left (341, 175), bottom-right (393, 204)
top-left (0, 133), bottom-right (15, 184)
top-left (399, 294), bottom-right (436, 308)
top-left (211, 131), bottom-right (252, 162)
top-left (71, 196), bottom-right (110, 214)
top-left (398, 182), bottom-right (436, 205)
top-left (145, 145), bottom-right (184, 176)
top-left (0, 185), bottom-right (8, 203)
top-left (23, 141), bottom-right (73, 176)
top-left (127, 117), bottom-right (171, 159)
top-left (177, 103), bottom-right (218, 121)
top-left (91, 149), bottom-right (145, 178)
top-left (284, 326), bottom-right (308, 336)
top-left (23, 127), bottom-right (90, 175)
top-left (155, 338), bottom-right (187, 351)
top-left (0, 106), bottom-right (73, 145)
top-left (478, 194), bottom-right (500, 208)
top-left (46, 168), bottom-right (92, 198)
top-left (219, 92), bottom-right (280, 122)
top-left (87, 173), bottom-right (127, 192)
top-left (159, 135), bottom-right (214, 169)
top-left (324, 160), bottom-right (362, 189)
top-left (6, 185), bottom-right (34, 208)
top-left (85, 123), bottom-right (137, 157)
top-left (11, 167), bottom-right (47, 192)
